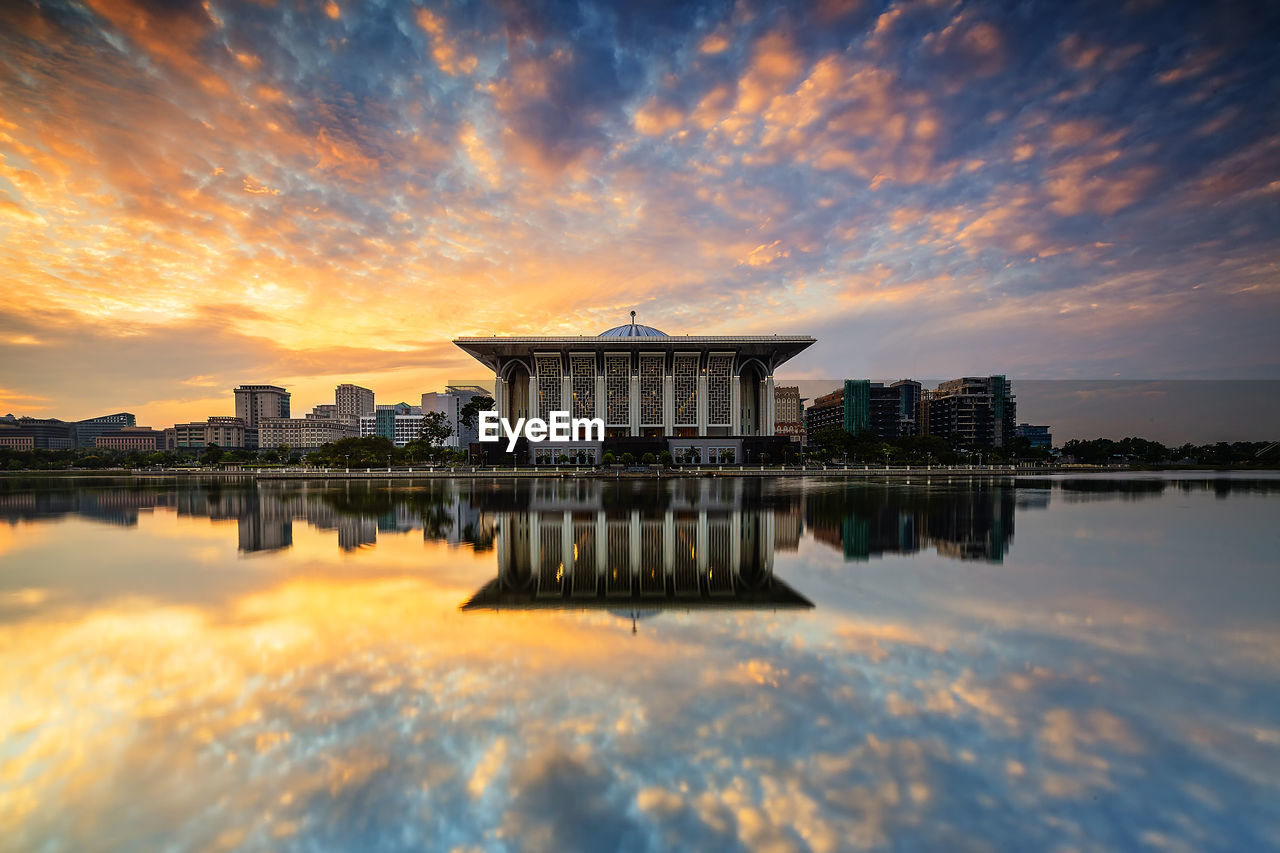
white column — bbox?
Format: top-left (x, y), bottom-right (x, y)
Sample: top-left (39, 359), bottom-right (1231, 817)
top-left (594, 369), bottom-right (605, 422)
top-left (765, 374), bottom-right (776, 435)
top-left (697, 371), bottom-right (708, 436)
top-left (628, 371), bottom-right (640, 437)
top-left (495, 376), bottom-right (507, 420)
top-left (527, 379), bottom-right (538, 424)
top-left (561, 374), bottom-right (572, 417)
top-left (663, 374), bottom-right (674, 435)
top-left (730, 374), bottom-right (741, 435)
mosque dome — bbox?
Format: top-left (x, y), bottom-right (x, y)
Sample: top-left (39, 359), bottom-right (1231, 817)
top-left (599, 311), bottom-right (668, 337)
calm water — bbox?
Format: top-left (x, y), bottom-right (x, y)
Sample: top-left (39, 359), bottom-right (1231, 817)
top-left (2, 474), bottom-right (1279, 851)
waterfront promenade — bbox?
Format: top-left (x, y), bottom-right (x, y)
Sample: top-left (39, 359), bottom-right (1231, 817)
top-left (66, 463), bottom-right (1111, 481)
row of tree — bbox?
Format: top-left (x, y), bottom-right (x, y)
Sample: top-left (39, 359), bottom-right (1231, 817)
top-left (1058, 438), bottom-right (1277, 466)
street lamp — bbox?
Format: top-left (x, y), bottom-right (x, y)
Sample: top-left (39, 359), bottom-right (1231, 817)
top-left (387, 454), bottom-right (392, 472)
top-left (344, 454), bottom-right (350, 473)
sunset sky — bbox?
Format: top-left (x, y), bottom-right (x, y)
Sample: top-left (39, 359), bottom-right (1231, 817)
top-left (1, 0), bottom-right (1277, 427)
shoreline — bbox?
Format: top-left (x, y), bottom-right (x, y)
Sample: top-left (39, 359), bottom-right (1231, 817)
top-left (0, 464), bottom-right (1209, 481)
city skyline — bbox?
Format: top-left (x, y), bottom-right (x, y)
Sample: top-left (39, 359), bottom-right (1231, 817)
top-left (2, 0), bottom-right (1278, 429)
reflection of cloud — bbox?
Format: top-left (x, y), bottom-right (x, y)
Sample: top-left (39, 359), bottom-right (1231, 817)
top-left (3, 488), bottom-right (1280, 850)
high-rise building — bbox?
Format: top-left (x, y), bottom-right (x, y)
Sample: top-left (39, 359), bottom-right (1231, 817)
top-left (335, 384), bottom-right (374, 422)
top-left (892, 380), bottom-right (922, 437)
top-left (773, 386), bottom-right (804, 442)
top-left (233, 384), bottom-right (290, 428)
top-left (73, 413), bottom-right (136, 448)
top-left (924, 376), bottom-right (1016, 448)
top-left (804, 380), bottom-right (922, 441)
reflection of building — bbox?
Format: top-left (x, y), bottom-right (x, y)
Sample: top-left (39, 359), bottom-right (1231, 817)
top-left (804, 484), bottom-right (1016, 562)
top-left (454, 313), bottom-right (814, 464)
top-left (463, 506), bottom-right (812, 612)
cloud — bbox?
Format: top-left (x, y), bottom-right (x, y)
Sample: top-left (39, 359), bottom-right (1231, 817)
top-left (0, 0), bottom-right (1276, 427)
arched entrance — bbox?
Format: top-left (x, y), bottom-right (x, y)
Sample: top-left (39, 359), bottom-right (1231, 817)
top-left (739, 360), bottom-right (766, 436)
top-left (502, 361), bottom-right (531, 422)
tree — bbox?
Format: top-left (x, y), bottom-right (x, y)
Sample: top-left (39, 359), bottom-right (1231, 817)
top-left (203, 443), bottom-right (223, 464)
top-left (659, 450), bottom-right (673, 466)
top-left (641, 452), bottom-right (655, 465)
top-left (420, 411), bottom-right (453, 448)
top-left (459, 395), bottom-right (496, 429)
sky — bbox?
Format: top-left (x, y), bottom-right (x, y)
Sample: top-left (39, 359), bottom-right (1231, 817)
top-left (1, 0), bottom-right (1278, 429)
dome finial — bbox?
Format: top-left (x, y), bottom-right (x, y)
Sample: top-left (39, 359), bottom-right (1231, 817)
top-left (630, 310), bottom-right (636, 324)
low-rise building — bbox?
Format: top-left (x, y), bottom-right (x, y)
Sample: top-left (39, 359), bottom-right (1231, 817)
top-left (5, 418), bottom-right (74, 450)
top-left (1015, 423), bottom-right (1052, 449)
top-left (258, 417), bottom-right (355, 450)
top-left (205, 416), bottom-right (248, 449)
top-left (74, 413), bottom-right (136, 448)
top-left (774, 386), bottom-right (804, 442)
top-left (0, 431), bottom-right (34, 450)
top-left (95, 428), bottom-right (164, 452)
top-left (171, 421), bottom-right (208, 449)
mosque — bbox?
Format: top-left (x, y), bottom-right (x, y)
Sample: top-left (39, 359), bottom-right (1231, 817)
top-left (453, 312), bottom-right (815, 464)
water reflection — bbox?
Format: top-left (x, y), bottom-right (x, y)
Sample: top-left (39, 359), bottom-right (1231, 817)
top-left (0, 476), bottom-right (1041, 565)
top-left (1, 474), bottom-right (1279, 850)
top-left (464, 505), bottom-right (812, 613)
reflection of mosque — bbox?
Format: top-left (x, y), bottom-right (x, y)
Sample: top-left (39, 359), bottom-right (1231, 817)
top-left (462, 505), bottom-right (812, 611)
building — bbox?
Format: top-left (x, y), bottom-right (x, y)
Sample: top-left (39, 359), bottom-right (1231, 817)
top-left (0, 432), bottom-right (34, 450)
top-left (894, 380), bottom-right (922, 437)
top-left (233, 384), bottom-right (290, 428)
top-left (168, 417), bottom-right (254, 450)
top-left (923, 376), bottom-right (1016, 448)
top-left (422, 384), bottom-right (492, 448)
top-left (3, 418), bottom-right (74, 450)
top-left (335, 384), bottom-right (375, 422)
top-left (1016, 423), bottom-right (1053, 449)
top-left (804, 387), bottom-right (845, 439)
top-left (774, 386), bottom-right (804, 442)
top-left (170, 421), bottom-right (208, 449)
top-left (453, 313), bottom-right (814, 464)
top-left (307, 404), bottom-right (338, 420)
top-left (205, 416), bottom-right (249, 449)
top-left (258, 417), bottom-right (354, 450)
top-left (74, 413), bottom-right (136, 448)
top-left (358, 410), bottom-right (428, 447)
top-left (95, 428), bottom-right (164, 452)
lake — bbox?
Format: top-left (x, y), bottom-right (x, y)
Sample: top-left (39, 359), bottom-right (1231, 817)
top-left (2, 473), bottom-right (1278, 851)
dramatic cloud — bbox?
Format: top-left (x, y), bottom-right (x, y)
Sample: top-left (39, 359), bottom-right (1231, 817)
top-left (0, 0), bottom-right (1277, 424)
